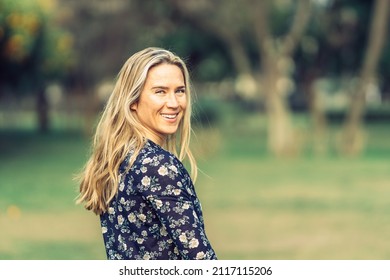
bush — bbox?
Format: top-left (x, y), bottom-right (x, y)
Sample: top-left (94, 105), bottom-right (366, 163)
top-left (192, 96), bottom-right (221, 126)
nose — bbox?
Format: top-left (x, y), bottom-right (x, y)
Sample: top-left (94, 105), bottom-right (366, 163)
top-left (166, 92), bottom-right (179, 108)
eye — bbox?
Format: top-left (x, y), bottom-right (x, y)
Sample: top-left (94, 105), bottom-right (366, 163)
top-left (155, 89), bottom-right (165, 95)
top-left (175, 88), bottom-right (186, 95)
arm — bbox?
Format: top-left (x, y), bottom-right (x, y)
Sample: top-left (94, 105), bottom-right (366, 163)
top-left (134, 153), bottom-right (217, 260)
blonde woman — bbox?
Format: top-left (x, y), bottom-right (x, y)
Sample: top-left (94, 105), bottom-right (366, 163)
top-left (77, 47), bottom-right (217, 260)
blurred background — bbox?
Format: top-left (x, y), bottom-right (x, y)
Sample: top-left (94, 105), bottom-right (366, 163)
top-left (1, 0), bottom-right (390, 259)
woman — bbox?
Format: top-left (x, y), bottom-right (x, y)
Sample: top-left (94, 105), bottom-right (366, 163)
top-left (77, 47), bottom-right (217, 260)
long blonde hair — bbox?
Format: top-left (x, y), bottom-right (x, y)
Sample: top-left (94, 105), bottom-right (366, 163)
top-left (77, 47), bottom-right (197, 215)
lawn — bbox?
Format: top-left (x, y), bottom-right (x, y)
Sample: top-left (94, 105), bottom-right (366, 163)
top-left (0, 111), bottom-right (389, 259)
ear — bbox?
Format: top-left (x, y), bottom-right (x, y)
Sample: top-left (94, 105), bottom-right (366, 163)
top-left (130, 102), bottom-right (137, 111)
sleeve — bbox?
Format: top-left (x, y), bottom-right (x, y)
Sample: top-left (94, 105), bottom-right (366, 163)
top-left (134, 153), bottom-right (217, 260)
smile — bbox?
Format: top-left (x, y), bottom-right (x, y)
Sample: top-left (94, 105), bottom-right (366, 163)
top-left (161, 113), bottom-right (178, 120)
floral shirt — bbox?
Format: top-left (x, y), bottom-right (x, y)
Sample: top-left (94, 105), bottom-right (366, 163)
top-left (100, 140), bottom-right (217, 260)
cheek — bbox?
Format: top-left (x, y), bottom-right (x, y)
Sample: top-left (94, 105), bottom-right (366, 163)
top-left (179, 97), bottom-right (188, 110)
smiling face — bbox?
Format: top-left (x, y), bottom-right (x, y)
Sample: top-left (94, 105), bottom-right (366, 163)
top-left (131, 63), bottom-right (187, 146)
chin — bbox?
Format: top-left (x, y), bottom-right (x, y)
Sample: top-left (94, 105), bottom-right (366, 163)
top-left (161, 127), bottom-right (179, 136)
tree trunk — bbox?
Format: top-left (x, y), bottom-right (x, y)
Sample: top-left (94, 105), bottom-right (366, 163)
top-left (253, 0), bottom-right (311, 156)
top-left (303, 71), bottom-right (329, 155)
top-left (36, 87), bottom-right (49, 133)
top-left (265, 88), bottom-right (297, 156)
top-left (262, 57), bottom-right (298, 156)
top-left (339, 0), bottom-right (389, 155)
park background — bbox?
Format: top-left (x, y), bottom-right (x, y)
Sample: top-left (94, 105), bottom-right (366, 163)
top-left (1, 0), bottom-right (390, 259)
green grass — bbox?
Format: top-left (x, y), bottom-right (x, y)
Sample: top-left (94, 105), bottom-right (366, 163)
top-left (193, 112), bottom-right (390, 259)
top-left (0, 131), bottom-right (88, 211)
top-left (0, 130), bottom-right (106, 259)
top-left (1, 111), bottom-right (390, 259)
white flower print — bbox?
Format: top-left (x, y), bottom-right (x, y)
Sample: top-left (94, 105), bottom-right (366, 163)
top-left (137, 213), bottom-right (146, 222)
top-left (119, 181), bottom-right (125, 192)
top-left (160, 227), bottom-right (168, 236)
top-left (188, 238), bottom-right (199, 249)
top-left (143, 252), bottom-right (151, 260)
top-left (155, 199), bottom-right (163, 209)
top-left (158, 166), bottom-right (168, 176)
top-left (196, 251), bottom-right (205, 260)
top-left (108, 207), bottom-right (115, 214)
top-left (117, 215), bottom-right (124, 225)
top-left (141, 176), bottom-right (150, 186)
top-left (173, 189), bottom-right (181, 195)
top-left (140, 166), bottom-right (147, 173)
top-left (122, 242), bottom-right (127, 251)
top-left (179, 233), bottom-right (187, 243)
top-left (102, 226), bottom-right (107, 234)
top-left (136, 238), bottom-right (144, 244)
top-left (169, 165), bottom-right (178, 173)
top-left (182, 203), bottom-right (190, 210)
top-left (142, 157), bottom-right (151, 164)
top-left (128, 213), bottom-right (136, 223)
top-left (118, 234), bottom-right (125, 245)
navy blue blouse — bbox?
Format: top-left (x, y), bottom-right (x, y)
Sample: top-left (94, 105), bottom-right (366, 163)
top-left (100, 140), bottom-right (217, 260)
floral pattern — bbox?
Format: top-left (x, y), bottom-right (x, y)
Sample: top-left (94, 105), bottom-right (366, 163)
top-left (100, 140), bottom-right (217, 260)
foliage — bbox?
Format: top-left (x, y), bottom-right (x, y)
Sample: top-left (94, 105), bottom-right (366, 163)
top-left (0, 0), bottom-right (74, 93)
top-left (160, 26), bottom-right (233, 81)
top-left (192, 95), bottom-right (222, 127)
top-left (295, 0), bottom-right (372, 76)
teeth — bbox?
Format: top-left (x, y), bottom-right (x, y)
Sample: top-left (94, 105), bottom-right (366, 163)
top-left (161, 114), bottom-right (177, 119)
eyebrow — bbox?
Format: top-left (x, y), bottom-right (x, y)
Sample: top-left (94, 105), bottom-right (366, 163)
top-left (151, 86), bottom-right (186, 90)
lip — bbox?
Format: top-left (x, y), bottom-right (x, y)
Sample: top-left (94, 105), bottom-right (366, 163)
top-left (160, 113), bottom-right (180, 122)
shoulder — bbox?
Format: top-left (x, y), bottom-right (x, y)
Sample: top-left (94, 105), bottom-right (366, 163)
top-left (134, 140), bottom-right (192, 186)
top-left (124, 140), bottom-right (195, 198)
top-left (136, 140), bottom-right (183, 171)
top-left (119, 140), bottom-right (181, 173)
top-left (120, 139), bottom-right (190, 181)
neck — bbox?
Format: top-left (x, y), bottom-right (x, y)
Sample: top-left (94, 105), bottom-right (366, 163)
top-left (143, 131), bottom-right (165, 147)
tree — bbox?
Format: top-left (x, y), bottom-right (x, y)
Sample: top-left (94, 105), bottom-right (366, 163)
top-left (58, 0), bottom-right (175, 135)
top-left (339, 0), bottom-right (390, 155)
top-left (0, 0), bottom-right (74, 132)
top-left (294, 0), bottom-right (372, 155)
top-left (252, 0), bottom-right (312, 156)
top-left (165, 0), bottom-right (312, 156)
